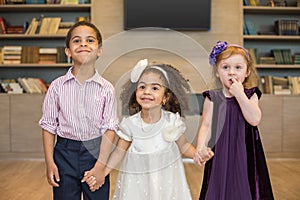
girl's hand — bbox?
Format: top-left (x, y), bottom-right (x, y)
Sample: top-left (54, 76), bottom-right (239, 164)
top-left (194, 146), bottom-right (214, 166)
top-left (229, 78), bottom-right (244, 97)
top-left (82, 171), bottom-right (97, 190)
top-left (81, 166), bottom-right (106, 192)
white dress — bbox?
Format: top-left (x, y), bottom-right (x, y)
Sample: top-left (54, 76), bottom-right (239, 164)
top-left (112, 110), bottom-right (192, 200)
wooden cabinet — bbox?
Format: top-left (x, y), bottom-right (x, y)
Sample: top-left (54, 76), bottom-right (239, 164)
top-left (258, 94), bottom-right (300, 157)
top-left (0, 95), bottom-right (10, 152)
top-left (0, 94), bottom-right (45, 158)
top-left (10, 94), bottom-right (44, 153)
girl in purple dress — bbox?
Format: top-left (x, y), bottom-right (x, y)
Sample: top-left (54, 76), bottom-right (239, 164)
top-left (194, 41), bottom-right (274, 200)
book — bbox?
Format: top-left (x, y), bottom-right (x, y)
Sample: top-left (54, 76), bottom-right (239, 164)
top-left (25, 0), bottom-right (46, 4)
top-left (21, 46), bottom-right (40, 63)
top-left (260, 76), bottom-right (273, 94)
top-left (244, 19), bottom-right (257, 35)
top-left (48, 17), bottom-right (61, 34)
top-left (259, 56), bottom-right (276, 64)
top-left (17, 77), bottom-right (47, 94)
top-left (60, 0), bottom-right (78, 4)
top-left (25, 18), bottom-right (39, 35)
top-left (56, 46), bottom-right (68, 63)
top-left (39, 47), bottom-right (57, 64)
top-left (247, 48), bottom-right (258, 64)
top-left (0, 16), bottom-right (7, 34)
top-left (2, 46), bottom-right (22, 64)
top-left (0, 79), bottom-right (23, 94)
top-left (288, 76), bottom-right (300, 95)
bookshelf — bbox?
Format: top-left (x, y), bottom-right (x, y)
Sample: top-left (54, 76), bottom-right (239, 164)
top-left (242, 0), bottom-right (300, 158)
top-left (243, 0), bottom-right (300, 88)
top-left (0, 1), bottom-right (92, 83)
top-left (0, 1), bottom-right (92, 158)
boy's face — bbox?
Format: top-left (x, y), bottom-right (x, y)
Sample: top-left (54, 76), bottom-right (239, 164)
top-left (65, 25), bottom-right (102, 65)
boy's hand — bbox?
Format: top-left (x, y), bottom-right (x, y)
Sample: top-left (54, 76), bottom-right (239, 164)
top-left (46, 162), bottom-right (60, 187)
top-left (82, 171), bottom-right (98, 191)
top-left (81, 164), bottom-right (106, 192)
top-left (193, 146), bottom-right (214, 166)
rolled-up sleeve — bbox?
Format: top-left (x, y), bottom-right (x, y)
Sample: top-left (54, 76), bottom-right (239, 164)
top-left (100, 87), bottom-right (119, 135)
top-left (39, 83), bottom-right (59, 135)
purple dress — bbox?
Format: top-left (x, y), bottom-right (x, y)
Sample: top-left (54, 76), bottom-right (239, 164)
top-left (199, 87), bottom-right (274, 200)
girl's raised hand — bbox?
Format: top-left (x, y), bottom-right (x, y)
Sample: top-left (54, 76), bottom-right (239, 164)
top-left (229, 78), bottom-right (244, 97)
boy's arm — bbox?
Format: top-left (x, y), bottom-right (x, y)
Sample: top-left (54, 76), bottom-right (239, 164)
top-left (82, 136), bottom-right (131, 191)
top-left (81, 129), bottom-right (116, 191)
top-left (42, 129), bottom-right (60, 187)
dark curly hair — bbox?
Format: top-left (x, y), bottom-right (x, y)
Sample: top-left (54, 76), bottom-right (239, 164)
top-left (120, 63), bottom-right (191, 117)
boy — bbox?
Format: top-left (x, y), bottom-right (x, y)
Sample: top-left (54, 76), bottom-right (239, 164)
top-left (39, 21), bottom-right (118, 200)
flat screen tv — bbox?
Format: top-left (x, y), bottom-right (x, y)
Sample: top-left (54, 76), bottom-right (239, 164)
top-left (124, 0), bottom-right (211, 31)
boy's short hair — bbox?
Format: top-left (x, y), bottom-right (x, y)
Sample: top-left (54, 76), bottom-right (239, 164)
top-left (65, 21), bottom-right (102, 48)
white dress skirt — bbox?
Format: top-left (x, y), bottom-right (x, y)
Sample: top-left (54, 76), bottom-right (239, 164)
top-left (112, 110), bottom-right (192, 200)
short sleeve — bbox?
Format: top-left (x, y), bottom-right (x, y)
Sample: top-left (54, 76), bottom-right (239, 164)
top-left (203, 90), bottom-right (211, 100)
top-left (162, 112), bottom-right (186, 142)
top-left (116, 117), bottom-right (132, 141)
top-left (245, 87), bottom-right (262, 100)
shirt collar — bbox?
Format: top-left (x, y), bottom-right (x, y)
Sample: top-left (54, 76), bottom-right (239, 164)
top-left (63, 67), bottom-right (105, 86)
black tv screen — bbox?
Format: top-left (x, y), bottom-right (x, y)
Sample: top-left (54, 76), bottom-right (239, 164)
top-left (124, 0), bottom-right (211, 31)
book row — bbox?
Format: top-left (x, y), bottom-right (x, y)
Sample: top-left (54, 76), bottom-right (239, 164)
top-left (0, 46), bottom-right (71, 64)
top-left (244, 19), bottom-right (299, 36)
top-left (0, 15), bottom-right (89, 35)
top-left (247, 48), bottom-right (300, 65)
top-left (260, 75), bottom-right (300, 95)
top-left (244, 0), bottom-right (293, 6)
top-left (0, 77), bottom-right (48, 94)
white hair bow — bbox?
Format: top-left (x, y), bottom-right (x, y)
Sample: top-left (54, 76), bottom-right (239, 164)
top-left (130, 59), bottom-right (148, 83)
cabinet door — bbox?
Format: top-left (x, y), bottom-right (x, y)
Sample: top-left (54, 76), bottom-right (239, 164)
top-left (0, 95), bottom-right (10, 152)
top-left (10, 94), bottom-right (44, 152)
top-left (258, 95), bottom-right (283, 153)
top-left (283, 96), bottom-right (300, 152)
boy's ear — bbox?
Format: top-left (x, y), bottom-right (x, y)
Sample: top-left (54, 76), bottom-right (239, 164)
top-left (64, 47), bottom-right (71, 58)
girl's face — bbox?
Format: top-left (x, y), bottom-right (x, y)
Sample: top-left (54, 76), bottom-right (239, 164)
top-left (136, 72), bottom-right (167, 111)
top-left (65, 25), bottom-right (102, 65)
top-left (217, 54), bottom-right (249, 89)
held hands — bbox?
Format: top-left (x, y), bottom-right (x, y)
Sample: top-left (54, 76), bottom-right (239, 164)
top-left (81, 165), bottom-right (106, 192)
top-left (193, 146), bottom-right (214, 166)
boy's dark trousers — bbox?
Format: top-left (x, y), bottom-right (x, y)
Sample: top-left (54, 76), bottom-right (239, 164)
top-left (53, 135), bottom-right (109, 200)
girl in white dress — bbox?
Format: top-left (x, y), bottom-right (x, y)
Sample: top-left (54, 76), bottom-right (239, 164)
top-left (85, 59), bottom-right (201, 200)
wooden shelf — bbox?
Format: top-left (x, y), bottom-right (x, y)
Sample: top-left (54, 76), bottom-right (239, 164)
top-left (0, 34), bottom-right (67, 39)
top-left (0, 63), bottom-right (72, 68)
top-left (243, 35), bottom-right (300, 40)
top-left (0, 4), bottom-right (91, 12)
top-left (256, 64), bottom-right (300, 69)
top-left (243, 6), bottom-right (300, 14)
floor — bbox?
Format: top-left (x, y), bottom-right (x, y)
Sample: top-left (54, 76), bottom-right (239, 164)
top-left (0, 159), bottom-right (299, 200)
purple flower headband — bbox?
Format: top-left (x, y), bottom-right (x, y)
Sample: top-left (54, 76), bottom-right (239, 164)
top-left (209, 41), bottom-right (250, 66)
